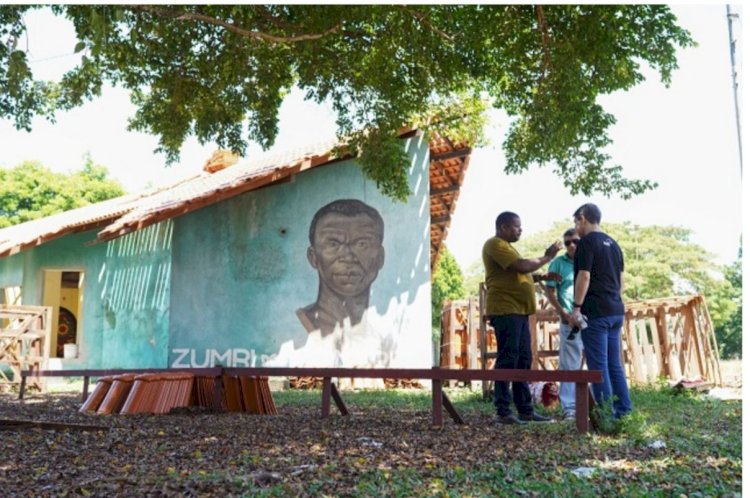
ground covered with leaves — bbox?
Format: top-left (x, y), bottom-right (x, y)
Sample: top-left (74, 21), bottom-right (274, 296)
top-left (0, 383), bottom-right (741, 497)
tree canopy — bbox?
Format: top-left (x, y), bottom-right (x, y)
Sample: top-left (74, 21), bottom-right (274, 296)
top-left (509, 220), bottom-right (722, 301)
top-left (1, 5), bottom-right (694, 200)
top-left (0, 157), bottom-right (125, 228)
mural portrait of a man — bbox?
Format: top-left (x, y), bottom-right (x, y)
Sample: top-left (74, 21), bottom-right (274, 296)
top-left (297, 198), bottom-right (385, 336)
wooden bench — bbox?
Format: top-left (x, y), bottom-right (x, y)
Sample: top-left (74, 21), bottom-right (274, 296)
top-left (20, 367), bottom-right (602, 434)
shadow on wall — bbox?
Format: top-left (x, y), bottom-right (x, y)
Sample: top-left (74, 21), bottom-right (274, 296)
top-left (98, 222), bottom-right (173, 328)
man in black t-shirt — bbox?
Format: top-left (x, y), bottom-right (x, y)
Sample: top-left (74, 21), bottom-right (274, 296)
top-left (569, 203), bottom-right (632, 419)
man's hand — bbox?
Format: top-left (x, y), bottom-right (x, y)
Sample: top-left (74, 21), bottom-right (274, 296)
top-left (569, 308), bottom-right (584, 329)
top-left (560, 310), bottom-right (572, 326)
top-left (545, 241), bottom-right (563, 260)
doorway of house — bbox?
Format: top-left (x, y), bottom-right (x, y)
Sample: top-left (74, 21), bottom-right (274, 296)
top-left (42, 270), bottom-right (85, 359)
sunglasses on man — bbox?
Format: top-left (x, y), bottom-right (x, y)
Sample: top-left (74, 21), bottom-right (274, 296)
top-left (564, 239), bottom-right (580, 247)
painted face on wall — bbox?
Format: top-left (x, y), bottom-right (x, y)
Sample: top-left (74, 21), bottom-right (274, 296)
top-left (307, 212), bottom-right (385, 297)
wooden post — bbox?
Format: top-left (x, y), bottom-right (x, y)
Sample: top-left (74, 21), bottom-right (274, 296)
top-left (431, 377), bottom-right (443, 428)
top-left (479, 283), bottom-right (490, 399)
top-left (467, 297), bottom-right (478, 370)
top-left (655, 306), bottom-right (674, 378)
top-left (321, 377), bottom-right (332, 419)
top-left (696, 295), bottom-right (723, 385)
top-left (18, 373), bottom-right (26, 400)
top-left (528, 314), bottom-right (538, 370)
top-left (575, 382), bottom-right (589, 434)
top-left (82, 376), bottom-right (90, 403)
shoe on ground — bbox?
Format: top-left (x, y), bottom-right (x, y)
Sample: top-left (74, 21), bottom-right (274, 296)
top-left (519, 412), bottom-right (553, 422)
top-left (493, 414), bottom-right (527, 425)
top-left (562, 411), bottom-right (576, 421)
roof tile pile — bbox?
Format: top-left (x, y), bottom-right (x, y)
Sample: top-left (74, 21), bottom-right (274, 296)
top-left (79, 372), bottom-right (276, 415)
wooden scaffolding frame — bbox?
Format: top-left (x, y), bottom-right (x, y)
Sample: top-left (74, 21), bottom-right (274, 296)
top-left (440, 289), bottom-right (723, 396)
top-left (0, 305), bottom-right (52, 391)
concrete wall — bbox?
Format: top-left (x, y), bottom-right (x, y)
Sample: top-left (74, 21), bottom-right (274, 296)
top-left (169, 135), bottom-right (432, 369)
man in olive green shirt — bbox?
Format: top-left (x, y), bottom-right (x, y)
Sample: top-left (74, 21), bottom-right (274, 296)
top-left (483, 211), bottom-right (562, 425)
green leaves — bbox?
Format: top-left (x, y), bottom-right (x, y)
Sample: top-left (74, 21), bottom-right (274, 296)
top-left (431, 249), bottom-right (466, 330)
top-left (0, 5), bottom-right (694, 200)
top-left (0, 158), bottom-right (125, 228)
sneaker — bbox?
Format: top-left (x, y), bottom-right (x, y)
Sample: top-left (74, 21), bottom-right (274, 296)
top-left (562, 411), bottom-right (576, 422)
top-left (493, 414), bottom-right (527, 425)
top-left (519, 412), bottom-right (553, 422)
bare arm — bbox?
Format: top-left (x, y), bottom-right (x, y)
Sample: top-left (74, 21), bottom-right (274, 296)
top-left (544, 285), bottom-right (570, 324)
top-left (507, 242), bottom-right (562, 274)
top-left (508, 255), bottom-right (551, 274)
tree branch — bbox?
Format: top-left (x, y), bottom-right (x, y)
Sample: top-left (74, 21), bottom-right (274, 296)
top-left (535, 5), bottom-right (551, 82)
top-left (253, 5), bottom-right (300, 31)
top-left (127, 5), bottom-right (342, 44)
top-left (399, 6), bottom-right (455, 43)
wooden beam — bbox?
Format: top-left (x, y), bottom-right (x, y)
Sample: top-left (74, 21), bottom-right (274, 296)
top-left (431, 147), bottom-right (472, 162)
top-left (442, 391), bottom-right (464, 424)
top-left (25, 366), bottom-right (603, 384)
top-left (430, 184), bottom-right (460, 196)
top-left (0, 419), bottom-right (109, 432)
top-left (330, 382), bottom-right (349, 415)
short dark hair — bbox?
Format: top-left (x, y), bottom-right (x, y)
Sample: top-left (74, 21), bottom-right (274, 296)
top-left (563, 228), bottom-right (577, 238)
top-left (573, 203), bottom-right (601, 225)
top-left (309, 199), bottom-right (384, 244)
top-left (495, 211), bottom-right (519, 230)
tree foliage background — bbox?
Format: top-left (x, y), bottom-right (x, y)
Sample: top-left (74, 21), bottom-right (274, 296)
top-left (462, 220), bottom-right (742, 358)
top-left (0, 5), bottom-right (694, 200)
top-left (0, 158), bottom-right (124, 228)
top-left (711, 250), bottom-right (742, 359)
top-left (431, 249), bottom-right (465, 333)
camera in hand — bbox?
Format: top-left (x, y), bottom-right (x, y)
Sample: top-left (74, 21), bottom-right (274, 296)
top-left (568, 314), bottom-right (588, 340)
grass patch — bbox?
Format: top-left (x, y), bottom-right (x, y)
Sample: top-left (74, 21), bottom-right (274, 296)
top-left (268, 384), bottom-right (741, 497)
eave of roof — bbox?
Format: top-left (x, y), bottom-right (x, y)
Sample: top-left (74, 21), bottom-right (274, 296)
top-left (0, 130), bottom-right (471, 270)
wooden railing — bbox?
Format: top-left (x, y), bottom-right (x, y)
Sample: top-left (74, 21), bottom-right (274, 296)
top-left (20, 366), bottom-right (602, 434)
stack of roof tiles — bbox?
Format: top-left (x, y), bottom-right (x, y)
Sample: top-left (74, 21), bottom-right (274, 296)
top-left (79, 373), bottom-right (276, 415)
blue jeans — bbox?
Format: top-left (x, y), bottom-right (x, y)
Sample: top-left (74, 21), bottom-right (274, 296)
top-left (490, 314), bottom-right (533, 416)
top-left (558, 321), bottom-right (584, 415)
top-left (580, 314), bottom-right (632, 418)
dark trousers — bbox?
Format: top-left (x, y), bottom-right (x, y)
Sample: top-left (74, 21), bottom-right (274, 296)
top-left (491, 314), bottom-right (533, 416)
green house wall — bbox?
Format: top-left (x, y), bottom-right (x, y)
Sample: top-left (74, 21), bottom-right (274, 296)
top-left (0, 225), bottom-right (172, 369)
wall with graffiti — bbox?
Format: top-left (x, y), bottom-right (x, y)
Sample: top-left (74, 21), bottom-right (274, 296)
top-left (168, 135), bottom-right (432, 369)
